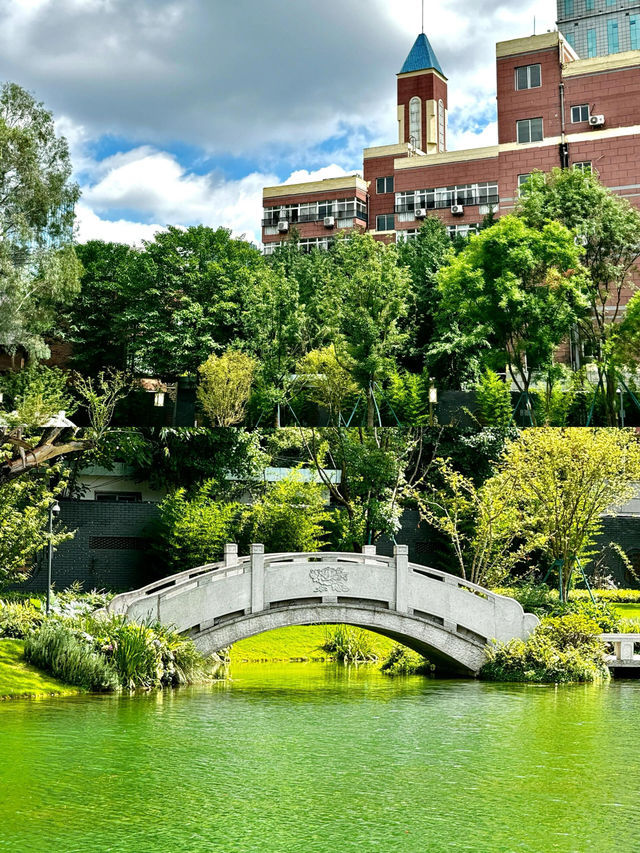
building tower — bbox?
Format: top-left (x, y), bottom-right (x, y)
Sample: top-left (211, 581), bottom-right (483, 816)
top-left (557, 0), bottom-right (640, 58)
top-left (397, 33), bottom-right (448, 153)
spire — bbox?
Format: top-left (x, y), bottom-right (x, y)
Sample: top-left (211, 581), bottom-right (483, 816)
top-left (400, 33), bottom-right (445, 76)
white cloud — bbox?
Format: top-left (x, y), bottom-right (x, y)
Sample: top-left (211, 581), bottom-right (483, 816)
top-left (75, 202), bottom-right (164, 245)
top-left (283, 165), bottom-right (357, 185)
top-left (76, 145), bottom-right (279, 245)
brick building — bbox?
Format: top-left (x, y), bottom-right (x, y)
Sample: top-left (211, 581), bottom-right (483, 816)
top-left (557, 0), bottom-right (640, 57)
top-left (261, 27), bottom-right (640, 298)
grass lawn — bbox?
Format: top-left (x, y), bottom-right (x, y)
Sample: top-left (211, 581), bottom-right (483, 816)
top-left (0, 639), bottom-right (82, 699)
top-left (229, 625), bottom-right (398, 663)
top-left (613, 604), bottom-right (640, 622)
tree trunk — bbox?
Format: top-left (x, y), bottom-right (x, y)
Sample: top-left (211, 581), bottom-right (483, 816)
top-left (366, 385), bottom-right (375, 429)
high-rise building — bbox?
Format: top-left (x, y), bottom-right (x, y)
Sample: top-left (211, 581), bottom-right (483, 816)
top-left (557, 0), bottom-right (640, 57)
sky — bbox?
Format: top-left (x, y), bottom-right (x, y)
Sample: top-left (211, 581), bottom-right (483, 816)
top-left (0, 0), bottom-right (558, 246)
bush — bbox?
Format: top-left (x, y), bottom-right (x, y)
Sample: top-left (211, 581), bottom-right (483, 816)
top-left (243, 470), bottom-right (330, 554)
top-left (24, 623), bottom-right (119, 692)
top-left (0, 599), bottom-right (45, 639)
top-left (154, 481), bottom-right (242, 572)
top-left (322, 625), bottom-right (378, 663)
top-left (475, 370), bottom-right (512, 429)
top-left (480, 613), bottom-right (610, 684)
top-left (90, 615), bottom-right (210, 689)
top-left (380, 645), bottom-right (434, 675)
top-left (547, 599), bottom-right (621, 632)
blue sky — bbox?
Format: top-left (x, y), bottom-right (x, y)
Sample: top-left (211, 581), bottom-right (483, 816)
top-left (0, 0), bottom-right (557, 245)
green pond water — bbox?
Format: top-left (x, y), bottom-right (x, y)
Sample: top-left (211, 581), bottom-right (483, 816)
top-left (1, 664), bottom-right (639, 853)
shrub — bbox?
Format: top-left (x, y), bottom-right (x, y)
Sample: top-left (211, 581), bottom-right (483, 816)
top-left (243, 469), bottom-right (330, 554)
top-left (24, 623), bottom-right (119, 692)
top-left (322, 625), bottom-right (378, 663)
top-left (154, 481), bottom-right (242, 572)
top-left (380, 645), bottom-right (434, 675)
top-left (90, 615), bottom-right (210, 689)
top-left (480, 613), bottom-right (610, 684)
top-left (547, 599), bottom-right (621, 632)
top-left (475, 369), bottom-right (512, 429)
top-left (0, 599), bottom-right (45, 639)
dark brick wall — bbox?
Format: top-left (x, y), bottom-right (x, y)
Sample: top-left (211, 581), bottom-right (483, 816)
top-left (23, 500), bottom-right (161, 593)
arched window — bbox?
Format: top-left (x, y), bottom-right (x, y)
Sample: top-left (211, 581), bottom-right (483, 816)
top-left (409, 97), bottom-right (422, 149)
top-left (438, 99), bottom-right (446, 152)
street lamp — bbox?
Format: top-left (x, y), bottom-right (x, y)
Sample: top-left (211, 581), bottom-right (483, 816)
top-left (46, 502), bottom-right (61, 616)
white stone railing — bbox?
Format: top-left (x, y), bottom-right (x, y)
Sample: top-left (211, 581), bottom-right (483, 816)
top-left (601, 633), bottom-right (640, 664)
top-left (105, 544), bottom-right (538, 646)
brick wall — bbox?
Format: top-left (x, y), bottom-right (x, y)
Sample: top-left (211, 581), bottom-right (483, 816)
top-left (21, 500), bottom-right (161, 593)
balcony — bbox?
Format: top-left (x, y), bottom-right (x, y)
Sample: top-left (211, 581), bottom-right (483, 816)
top-left (262, 208), bottom-right (368, 227)
top-left (394, 195), bottom-right (499, 214)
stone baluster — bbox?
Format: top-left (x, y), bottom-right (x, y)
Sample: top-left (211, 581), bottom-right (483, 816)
top-left (394, 545), bottom-right (409, 613)
top-left (250, 544), bottom-right (265, 614)
top-left (224, 543), bottom-right (238, 569)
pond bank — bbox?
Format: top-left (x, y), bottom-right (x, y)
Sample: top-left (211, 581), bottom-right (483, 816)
top-left (0, 639), bottom-right (82, 699)
top-left (228, 625), bottom-right (398, 663)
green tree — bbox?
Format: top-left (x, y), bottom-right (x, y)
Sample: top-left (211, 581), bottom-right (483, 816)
top-left (154, 481), bottom-right (241, 573)
top-left (66, 241), bottom-right (145, 374)
top-left (0, 82), bottom-right (81, 361)
top-left (417, 458), bottom-right (526, 588)
top-left (328, 234), bottom-right (411, 428)
top-left (296, 347), bottom-right (358, 424)
top-left (243, 265), bottom-right (309, 424)
top-left (475, 369), bottom-right (512, 429)
top-left (0, 364), bottom-right (76, 426)
top-left (299, 427), bottom-right (424, 550)
top-left (0, 474), bottom-right (72, 587)
top-left (130, 226), bottom-right (263, 377)
top-left (435, 216), bottom-right (589, 419)
top-left (395, 217), bottom-right (451, 368)
top-left (243, 470), bottom-right (329, 553)
top-left (197, 349), bottom-right (257, 427)
top-left (518, 168), bottom-right (640, 424)
top-left (497, 428), bottom-right (640, 601)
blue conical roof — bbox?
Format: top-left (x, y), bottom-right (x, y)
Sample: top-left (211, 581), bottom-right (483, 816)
top-left (400, 33), bottom-right (444, 76)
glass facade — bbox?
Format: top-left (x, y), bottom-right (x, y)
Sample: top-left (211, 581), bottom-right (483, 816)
top-left (557, 0), bottom-right (640, 57)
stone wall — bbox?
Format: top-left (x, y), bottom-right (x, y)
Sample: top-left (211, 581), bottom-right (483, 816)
top-left (23, 499), bottom-right (161, 593)
top-left (18, 501), bottom-right (640, 594)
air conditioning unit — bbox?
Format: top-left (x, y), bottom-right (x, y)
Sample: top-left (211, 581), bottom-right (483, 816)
top-left (451, 204), bottom-right (465, 215)
top-left (277, 220), bottom-right (289, 233)
top-left (415, 208), bottom-right (427, 219)
top-left (324, 216), bottom-right (335, 228)
top-left (589, 115), bottom-right (605, 127)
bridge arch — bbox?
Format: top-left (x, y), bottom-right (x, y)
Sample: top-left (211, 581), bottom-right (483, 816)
top-left (106, 545), bottom-right (539, 676)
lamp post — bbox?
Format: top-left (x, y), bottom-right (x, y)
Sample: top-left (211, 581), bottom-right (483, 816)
top-left (46, 502), bottom-right (61, 616)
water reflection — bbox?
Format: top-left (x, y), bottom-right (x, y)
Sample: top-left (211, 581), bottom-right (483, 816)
top-left (0, 665), bottom-right (639, 853)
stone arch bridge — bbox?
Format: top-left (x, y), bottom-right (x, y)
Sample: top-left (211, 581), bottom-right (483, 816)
top-left (106, 545), bottom-right (539, 675)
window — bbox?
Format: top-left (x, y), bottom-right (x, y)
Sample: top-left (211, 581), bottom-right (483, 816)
top-left (571, 104), bottom-right (590, 123)
top-left (95, 492), bottom-right (142, 503)
top-left (376, 214), bottom-right (395, 232)
top-left (586, 0), bottom-right (594, 9)
top-left (631, 16), bottom-right (639, 50)
top-left (518, 174), bottom-right (532, 196)
top-left (409, 97), bottom-right (422, 149)
top-left (606, 0), bottom-right (616, 5)
top-left (587, 28), bottom-right (597, 57)
top-left (564, 0), bottom-right (574, 15)
top-left (565, 31), bottom-right (576, 50)
top-left (516, 118), bottom-right (543, 144)
top-left (395, 182), bottom-right (498, 214)
top-left (515, 63), bottom-right (541, 90)
top-left (573, 162), bottom-right (592, 173)
top-left (438, 99), bottom-right (445, 152)
top-left (608, 19), bottom-right (619, 53)
top-left (377, 176), bottom-right (394, 194)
